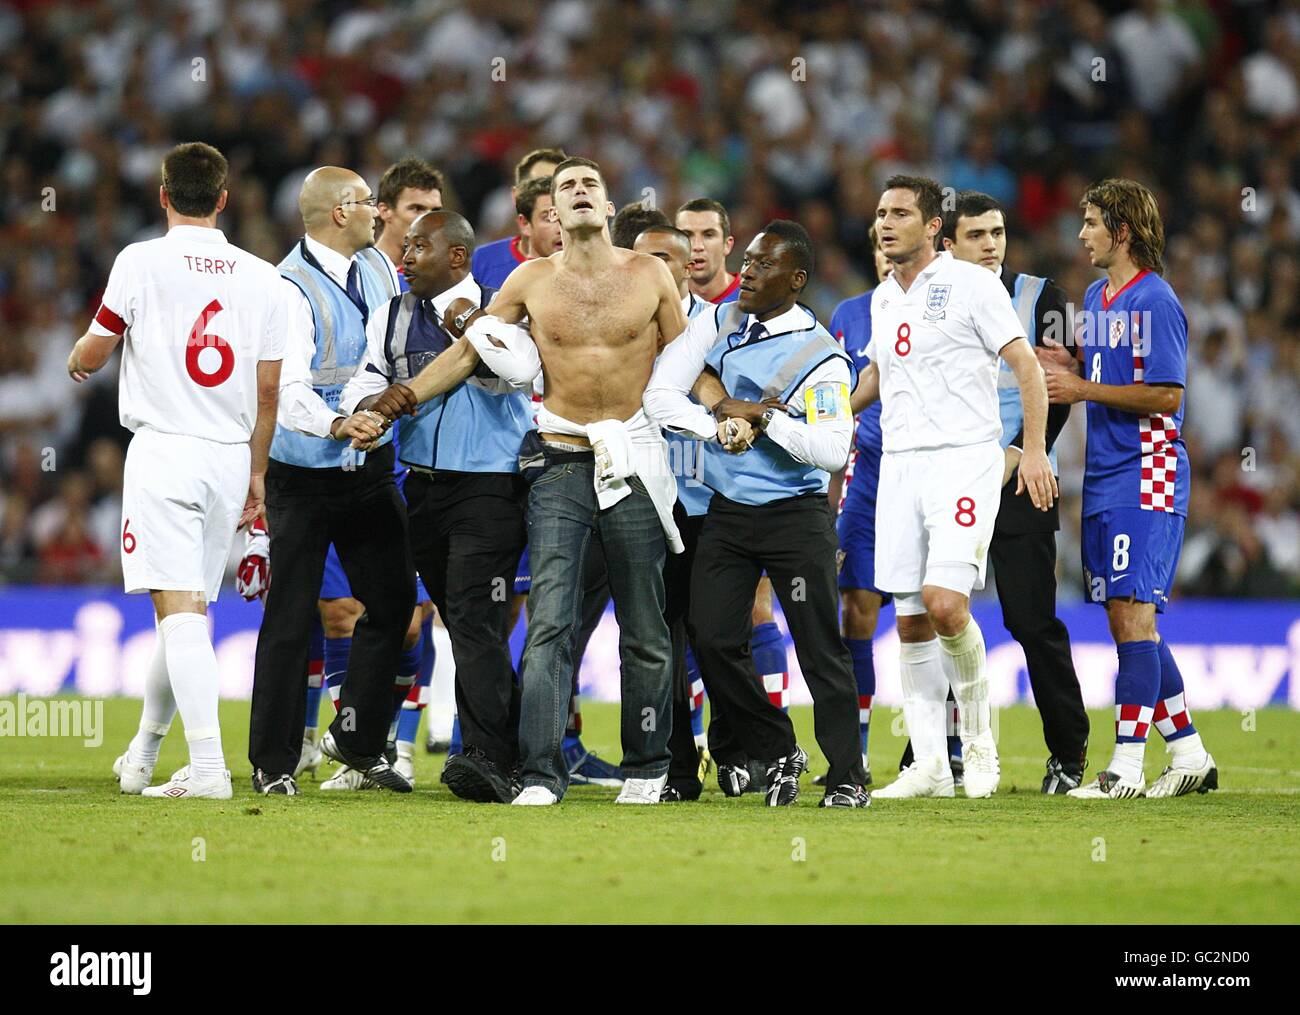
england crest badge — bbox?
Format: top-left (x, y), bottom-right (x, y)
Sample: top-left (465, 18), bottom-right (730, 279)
top-left (924, 283), bottom-right (951, 321)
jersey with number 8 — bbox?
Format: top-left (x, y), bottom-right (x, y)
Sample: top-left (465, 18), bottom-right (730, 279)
top-left (89, 225), bottom-right (287, 443)
top-left (866, 251), bottom-right (1025, 453)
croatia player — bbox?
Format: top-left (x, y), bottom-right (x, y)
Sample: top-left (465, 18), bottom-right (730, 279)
top-left (471, 147), bottom-right (567, 289)
top-left (1044, 178), bottom-right (1217, 799)
top-left (853, 176), bottom-right (1056, 800)
top-left (77, 142), bottom-right (286, 799)
top-left (827, 222), bottom-right (893, 787)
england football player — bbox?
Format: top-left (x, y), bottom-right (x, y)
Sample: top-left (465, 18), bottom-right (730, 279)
top-left (80, 142), bottom-right (286, 800)
top-left (1043, 178), bottom-right (1217, 799)
top-left (941, 191), bottom-right (1090, 794)
top-left (852, 176), bottom-right (1056, 800)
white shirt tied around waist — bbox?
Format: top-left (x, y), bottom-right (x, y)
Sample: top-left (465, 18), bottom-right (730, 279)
top-left (535, 404), bottom-right (685, 555)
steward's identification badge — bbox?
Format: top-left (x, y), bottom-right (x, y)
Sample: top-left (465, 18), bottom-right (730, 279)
top-left (805, 382), bottom-right (850, 425)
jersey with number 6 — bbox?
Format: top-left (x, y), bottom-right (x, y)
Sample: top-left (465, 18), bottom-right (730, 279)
top-left (866, 251), bottom-right (1025, 453)
top-left (89, 225), bottom-right (287, 444)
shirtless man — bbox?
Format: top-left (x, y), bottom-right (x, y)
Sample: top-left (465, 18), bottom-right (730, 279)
top-left (366, 158), bottom-right (744, 805)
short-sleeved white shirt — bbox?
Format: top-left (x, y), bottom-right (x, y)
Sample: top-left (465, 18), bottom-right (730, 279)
top-left (90, 225), bottom-right (287, 444)
top-left (867, 250), bottom-right (1024, 453)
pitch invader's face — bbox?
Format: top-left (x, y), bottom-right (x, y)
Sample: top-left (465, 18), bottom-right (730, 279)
top-left (946, 210), bottom-right (1006, 271)
top-left (381, 187), bottom-right (442, 237)
top-left (876, 189), bottom-right (939, 264)
top-left (676, 210), bottom-right (733, 286)
top-left (634, 232), bottom-right (691, 295)
top-left (552, 167), bottom-right (614, 236)
top-left (523, 195), bottom-right (564, 258)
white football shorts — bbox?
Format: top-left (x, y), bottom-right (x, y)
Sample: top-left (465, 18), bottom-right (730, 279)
top-left (120, 427), bottom-right (250, 602)
top-left (874, 439), bottom-right (1003, 597)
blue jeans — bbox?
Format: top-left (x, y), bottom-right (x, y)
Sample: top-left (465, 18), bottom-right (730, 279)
top-left (519, 456), bottom-right (673, 797)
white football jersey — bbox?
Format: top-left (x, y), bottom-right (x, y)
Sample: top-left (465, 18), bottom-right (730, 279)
top-left (867, 250), bottom-right (1025, 453)
top-left (90, 225), bottom-right (287, 444)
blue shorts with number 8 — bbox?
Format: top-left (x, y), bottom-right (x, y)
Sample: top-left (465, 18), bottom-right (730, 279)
top-left (1081, 507), bottom-right (1185, 613)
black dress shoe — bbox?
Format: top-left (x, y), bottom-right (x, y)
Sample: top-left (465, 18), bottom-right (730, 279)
top-left (441, 747), bottom-right (515, 803)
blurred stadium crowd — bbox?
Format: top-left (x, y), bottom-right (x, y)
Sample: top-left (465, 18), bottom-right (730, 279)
top-left (0, 0), bottom-right (1297, 599)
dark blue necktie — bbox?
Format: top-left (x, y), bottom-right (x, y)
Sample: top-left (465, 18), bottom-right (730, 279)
top-left (345, 262), bottom-right (368, 323)
top-left (746, 320), bottom-right (767, 344)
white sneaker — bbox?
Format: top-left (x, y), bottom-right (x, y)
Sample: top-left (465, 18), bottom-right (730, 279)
top-left (511, 785), bottom-right (559, 806)
top-left (141, 765), bottom-right (233, 799)
top-left (321, 765), bottom-right (377, 790)
top-left (615, 774), bottom-right (668, 804)
top-left (113, 750), bottom-right (153, 795)
top-left (294, 733), bottom-right (323, 779)
top-left (873, 756), bottom-right (954, 798)
top-left (1067, 770), bottom-right (1146, 799)
top-left (961, 732), bottom-right (1000, 799)
top-left (1147, 751), bottom-right (1218, 798)
top-left (394, 746), bottom-right (416, 787)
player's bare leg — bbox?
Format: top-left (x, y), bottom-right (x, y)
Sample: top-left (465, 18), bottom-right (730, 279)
top-left (134, 591), bottom-right (232, 799)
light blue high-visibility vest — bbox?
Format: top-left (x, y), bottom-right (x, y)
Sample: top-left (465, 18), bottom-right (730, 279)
top-left (271, 242), bottom-right (397, 469)
top-left (702, 302), bottom-right (854, 506)
top-left (380, 287), bottom-right (534, 473)
top-left (665, 293), bottom-right (714, 516)
top-left (998, 272), bottom-right (1058, 471)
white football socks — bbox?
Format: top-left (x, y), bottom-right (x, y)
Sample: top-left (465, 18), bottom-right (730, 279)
top-left (128, 630), bottom-right (175, 768)
top-left (938, 617), bottom-right (990, 739)
top-left (160, 613), bottom-right (226, 783)
top-left (1169, 730), bottom-right (1208, 767)
top-left (1108, 741), bottom-right (1146, 783)
top-left (898, 638), bottom-right (949, 764)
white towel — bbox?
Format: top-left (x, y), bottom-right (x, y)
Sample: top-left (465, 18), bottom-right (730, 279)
top-left (536, 404), bottom-right (685, 554)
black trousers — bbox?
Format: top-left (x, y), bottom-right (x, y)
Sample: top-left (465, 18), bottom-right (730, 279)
top-left (665, 510), bottom-right (707, 792)
top-left (689, 493), bottom-right (866, 788)
top-left (989, 529), bottom-right (1090, 764)
top-left (406, 469), bottom-right (526, 770)
top-left (249, 445), bottom-right (416, 776)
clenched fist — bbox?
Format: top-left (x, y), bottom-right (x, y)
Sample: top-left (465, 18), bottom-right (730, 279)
top-left (369, 383), bottom-right (419, 421)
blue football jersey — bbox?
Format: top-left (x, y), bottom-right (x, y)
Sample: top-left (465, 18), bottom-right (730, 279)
top-left (1079, 270), bottom-right (1190, 518)
top-left (470, 235), bottom-right (527, 290)
top-left (830, 288), bottom-right (883, 456)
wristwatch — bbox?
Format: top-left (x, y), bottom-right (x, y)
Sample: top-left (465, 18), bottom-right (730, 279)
top-left (452, 307), bottom-right (478, 335)
top-left (759, 406), bottom-right (778, 431)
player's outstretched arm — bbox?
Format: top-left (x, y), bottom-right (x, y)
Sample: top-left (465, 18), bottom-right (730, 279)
top-left (68, 329), bottom-right (122, 382)
top-left (849, 361), bottom-right (879, 415)
top-left (1002, 337), bottom-right (1057, 511)
top-left (242, 359), bottom-right (282, 530)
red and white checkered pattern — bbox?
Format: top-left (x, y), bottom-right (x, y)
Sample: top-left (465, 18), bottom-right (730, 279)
top-left (1153, 692), bottom-right (1191, 738)
top-left (403, 681), bottom-right (429, 709)
top-left (689, 677), bottom-right (705, 715)
top-left (858, 694), bottom-right (873, 725)
top-left (1115, 702), bottom-right (1155, 740)
top-left (1134, 350), bottom-right (1179, 512)
top-left (762, 671), bottom-right (790, 711)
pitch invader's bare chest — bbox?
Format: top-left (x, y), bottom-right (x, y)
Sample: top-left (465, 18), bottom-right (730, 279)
top-left (540, 271), bottom-right (651, 347)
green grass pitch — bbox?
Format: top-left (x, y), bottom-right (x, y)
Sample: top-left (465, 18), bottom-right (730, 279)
top-left (3, 697), bottom-right (1298, 923)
